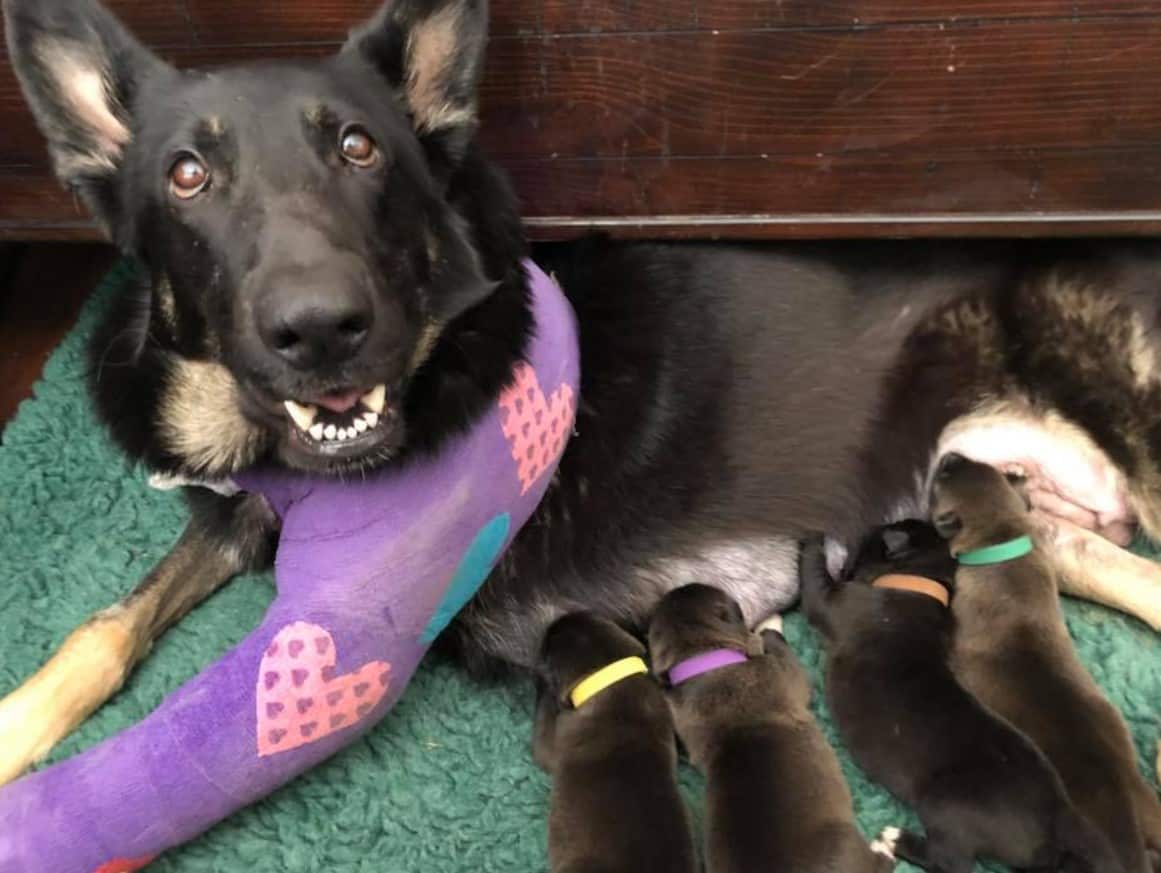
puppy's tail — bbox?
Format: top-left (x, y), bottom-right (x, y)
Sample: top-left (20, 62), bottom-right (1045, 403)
top-left (1057, 807), bottom-right (1126, 873)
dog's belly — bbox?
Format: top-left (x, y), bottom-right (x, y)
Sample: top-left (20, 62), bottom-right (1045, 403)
top-left (937, 402), bottom-right (1136, 545)
top-left (631, 536), bottom-right (800, 626)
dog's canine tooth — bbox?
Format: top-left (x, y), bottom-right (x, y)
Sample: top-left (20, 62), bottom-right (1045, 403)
top-left (324, 424), bottom-right (337, 440)
top-left (365, 411), bottom-right (380, 428)
top-left (309, 423), bottom-right (325, 441)
top-left (361, 384), bottom-right (386, 414)
top-left (283, 400), bottom-right (318, 431)
top-left (354, 418), bottom-right (369, 433)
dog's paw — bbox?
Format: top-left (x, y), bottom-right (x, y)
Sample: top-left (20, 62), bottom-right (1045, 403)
top-left (870, 826), bottom-right (901, 860)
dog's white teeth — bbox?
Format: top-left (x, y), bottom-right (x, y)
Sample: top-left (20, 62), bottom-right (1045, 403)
top-left (361, 384), bottom-right (387, 414)
top-left (365, 411), bottom-right (380, 428)
top-left (324, 424), bottom-right (337, 440)
top-left (354, 418), bottom-right (369, 433)
top-left (309, 423), bottom-right (325, 441)
top-left (284, 400), bottom-right (318, 431)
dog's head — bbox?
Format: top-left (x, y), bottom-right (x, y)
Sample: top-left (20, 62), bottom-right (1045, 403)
top-left (929, 453), bottom-right (1033, 554)
top-left (5, 0), bottom-right (520, 476)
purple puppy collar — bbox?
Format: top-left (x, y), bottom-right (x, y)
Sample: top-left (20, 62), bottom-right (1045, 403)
top-left (667, 649), bottom-right (748, 686)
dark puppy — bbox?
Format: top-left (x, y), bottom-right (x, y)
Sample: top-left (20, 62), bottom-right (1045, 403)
top-left (647, 583), bottom-right (893, 873)
top-left (533, 612), bottom-right (698, 873)
top-left (800, 521), bottom-right (1122, 873)
top-left (931, 454), bottom-right (1161, 873)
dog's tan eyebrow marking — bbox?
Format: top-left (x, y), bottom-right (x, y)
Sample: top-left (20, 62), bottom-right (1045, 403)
top-left (303, 103), bottom-right (327, 126)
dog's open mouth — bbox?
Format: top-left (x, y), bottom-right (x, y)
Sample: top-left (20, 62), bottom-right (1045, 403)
top-left (282, 384), bottom-right (394, 455)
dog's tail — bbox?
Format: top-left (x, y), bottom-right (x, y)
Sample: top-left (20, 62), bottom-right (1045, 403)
top-left (1057, 806), bottom-right (1127, 873)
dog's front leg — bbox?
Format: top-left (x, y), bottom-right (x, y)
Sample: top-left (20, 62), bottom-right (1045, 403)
top-left (0, 490), bottom-right (276, 787)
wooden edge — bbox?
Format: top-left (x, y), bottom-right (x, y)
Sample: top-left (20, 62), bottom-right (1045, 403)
top-left (9, 212), bottom-right (1161, 243)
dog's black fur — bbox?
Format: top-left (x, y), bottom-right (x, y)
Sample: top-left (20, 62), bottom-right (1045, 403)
top-left (800, 523), bottom-right (1122, 873)
top-left (930, 456), bottom-right (1161, 873)
top-left (532, 613), bottom-right (697, 873)
top-left (7, 0), bottom-right (1161, 675)
top-left (648, 584), bottom-right (892, 873)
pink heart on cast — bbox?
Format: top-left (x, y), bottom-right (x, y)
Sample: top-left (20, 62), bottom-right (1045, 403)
top-left (499, 363), bottom-right (575, 495)
top-left (256, 622), bottom-right (390, 757)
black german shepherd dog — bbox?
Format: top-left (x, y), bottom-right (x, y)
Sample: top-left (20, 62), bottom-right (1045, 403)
top-left (1, 0), bottom-right (1160, 812)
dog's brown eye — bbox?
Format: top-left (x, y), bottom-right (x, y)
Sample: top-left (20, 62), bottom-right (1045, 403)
top-left (340, 126), bottom-right (378, 167)
top-left (169, 155), bottom-right (209, 199)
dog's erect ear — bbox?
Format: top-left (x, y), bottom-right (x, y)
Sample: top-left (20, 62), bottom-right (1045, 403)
top-left (343, 0), bottom-right (488, 174)
top-left (3, 0), bottom-right (171, 235)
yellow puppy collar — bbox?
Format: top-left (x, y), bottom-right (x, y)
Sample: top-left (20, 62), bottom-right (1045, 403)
top-left (568, 656), bottom-right (649, 708)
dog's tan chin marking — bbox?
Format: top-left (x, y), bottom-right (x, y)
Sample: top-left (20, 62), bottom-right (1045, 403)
top-left (159, 359), bottom-right (265, 475)
top-left (0, 607), bottom-right (145, 786)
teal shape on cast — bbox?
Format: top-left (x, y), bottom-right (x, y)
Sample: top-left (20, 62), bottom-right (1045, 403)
top-left (421, 513), bottom-right (511, 643)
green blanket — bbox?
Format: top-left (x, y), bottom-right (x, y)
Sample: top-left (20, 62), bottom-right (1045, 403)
top-left (1, 264), bottom-right (1157, 872)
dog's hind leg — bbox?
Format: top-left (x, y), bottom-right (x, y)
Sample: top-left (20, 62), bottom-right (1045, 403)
top-left (0, 491), bottom-right (275, 786)
top-left (1036, 515), bottom-right (1161, 632)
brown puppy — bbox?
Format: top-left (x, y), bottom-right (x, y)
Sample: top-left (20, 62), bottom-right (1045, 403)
top-left (648, 584), bottom-right (894, 873)
top-left (931, 453), bottom-right (1161, 873)
top-left (533, 612), bottom-right (698, 873)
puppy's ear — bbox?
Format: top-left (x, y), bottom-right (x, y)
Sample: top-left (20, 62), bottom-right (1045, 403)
top-left (881, 528), bottom-right (912, 559)
top-left (3, 0), bottom-right (172, 237)
top-left (1004, 473), bottom-right (1034, 512)
top-left (932, 510), bottom-right (963, 539)
top-left (343, 0), bottom-right (487, 176)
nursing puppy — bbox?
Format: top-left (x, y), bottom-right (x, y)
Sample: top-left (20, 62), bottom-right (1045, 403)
top-left (931, 453), bottom-right (1161, 873)
top-left (533, 612), bottom-right (697, 873)
top-left (800, 522), bottom-right (1122, 873)
top-left (647, 583), bottom-right (893, 873)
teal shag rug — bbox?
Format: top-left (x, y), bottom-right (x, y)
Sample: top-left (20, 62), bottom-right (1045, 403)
top-left (1, 263), bottom-right (1158, 872)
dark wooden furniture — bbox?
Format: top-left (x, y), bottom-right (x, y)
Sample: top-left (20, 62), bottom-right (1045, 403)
top-left (5, 1), bottom-right (1161, 239)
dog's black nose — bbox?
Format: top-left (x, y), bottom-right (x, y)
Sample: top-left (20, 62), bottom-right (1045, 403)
top-left (935, 452), bottom-right (969, 480)
top-left (257, 287), bottom-right (372, 370)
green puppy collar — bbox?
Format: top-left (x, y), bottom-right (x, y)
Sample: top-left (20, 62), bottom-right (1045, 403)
top-left (957, 534), bottom-right (1034, 566)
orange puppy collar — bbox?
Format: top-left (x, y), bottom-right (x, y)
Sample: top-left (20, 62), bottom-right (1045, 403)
top-left (871, 574), bottom-right (951, 608)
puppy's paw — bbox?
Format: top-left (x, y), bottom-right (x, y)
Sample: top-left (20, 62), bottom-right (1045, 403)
top-left (870, 826), bottom-right (901, 860)
top-left (755, 612), bottom-right (784, 635)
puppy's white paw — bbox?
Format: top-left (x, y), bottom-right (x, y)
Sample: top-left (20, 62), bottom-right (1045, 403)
top-left (756, 613), bottom-right (784, 634)
top-left (870, 826), bottom-right (901, 860)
